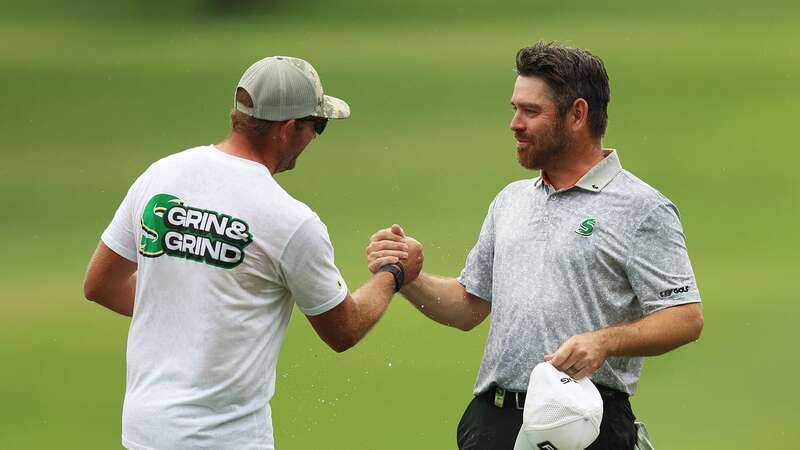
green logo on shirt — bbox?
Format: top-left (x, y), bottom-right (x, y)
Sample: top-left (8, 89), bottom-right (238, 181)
top-left (575, 218), bottom-right (597, 236)
top-left (139, 193), bottom-right (253, 268)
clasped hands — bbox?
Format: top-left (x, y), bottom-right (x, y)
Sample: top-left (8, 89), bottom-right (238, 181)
top-left (366, 224), bottom-right (424, 289)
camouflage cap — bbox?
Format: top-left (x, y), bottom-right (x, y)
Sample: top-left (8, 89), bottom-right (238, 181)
top-left (235, 56), bottom-right (350, 121)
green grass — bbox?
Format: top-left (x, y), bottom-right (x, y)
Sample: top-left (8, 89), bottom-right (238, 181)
top-left (1, 1), bottom-right (799, 448)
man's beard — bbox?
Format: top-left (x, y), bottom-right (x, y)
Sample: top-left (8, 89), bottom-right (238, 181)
top-left (516, 118), bottom-right (569, 170)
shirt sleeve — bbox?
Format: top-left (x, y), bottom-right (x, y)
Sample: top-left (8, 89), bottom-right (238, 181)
top-left (626, 203), bottom-right (701, 315)
top-left (279, 216), bottom-right (349, 316)
top-left (457, 198), bottom-right (496, 302)
top-left (100, 175), bottom-right (144, 262)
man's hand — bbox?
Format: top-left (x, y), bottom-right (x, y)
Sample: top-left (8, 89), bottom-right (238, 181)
top-left (544, 331), bottom-right (609, 380)
top-left (401, 235), bottom-right (423, 284)
top-left (367, 224), bottom-right (408, 272)
top-left (366, 224), bottom-right (424, 285)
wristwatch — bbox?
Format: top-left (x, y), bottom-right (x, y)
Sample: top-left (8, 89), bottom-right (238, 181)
top-left (378, 263), bottom-right (405, 292)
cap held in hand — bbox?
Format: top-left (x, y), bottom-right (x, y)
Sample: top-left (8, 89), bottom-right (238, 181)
top-left (513, 362), bottom-right (603, 450)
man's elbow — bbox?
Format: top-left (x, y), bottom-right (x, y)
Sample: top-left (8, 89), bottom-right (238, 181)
top-left (455, 320), bottom-right (479, 332)
top-left (331, 342), bottom-right (354, 353)
top-left (453, 309), bottom-right (488, 331)
top-left (83, 278), bottom-right (113, 307)
top-left (83, 279), bottom-right (102, 303)
top-left (690, 310), bottom-right (704, 342)
top-left (686, 303), bottom-right (704, 343)
top-left (327, 333), bottom-right (360, 353)
top-left (330, 340), bottom-right (357, 353)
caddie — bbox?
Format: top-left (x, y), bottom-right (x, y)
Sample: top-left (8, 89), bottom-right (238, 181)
top-left (83, 56), bottom-right (421, 450)
top-left (366, 42), bottom-right (704, 449)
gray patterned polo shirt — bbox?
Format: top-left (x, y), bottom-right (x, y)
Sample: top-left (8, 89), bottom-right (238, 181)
top-left (458, 150), bottom-right (701, 395)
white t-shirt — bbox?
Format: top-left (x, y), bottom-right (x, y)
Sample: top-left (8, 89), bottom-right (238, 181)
top-left (101, 145), bottom-right (348, 450)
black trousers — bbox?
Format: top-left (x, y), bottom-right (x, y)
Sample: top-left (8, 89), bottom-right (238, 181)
top-left (456, 386), bottom-right (637, 450)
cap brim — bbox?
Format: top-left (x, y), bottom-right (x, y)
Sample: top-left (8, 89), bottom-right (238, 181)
top-left (317, 95), bottom-right (350, 119)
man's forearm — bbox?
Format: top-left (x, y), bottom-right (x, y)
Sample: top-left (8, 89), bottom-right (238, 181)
top-left (597, 302), bottom-right (704, 357)
top-left (546, 302), bottom-right (704, 379)
top-left (347, 272), bottom-right (397, 342)
top-left (305, 271), bottom-right (397, 353)
top-left (400, 272), bottom-right (489, 331)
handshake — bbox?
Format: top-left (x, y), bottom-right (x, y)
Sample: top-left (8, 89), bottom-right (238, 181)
top-left (366, 224), bottom-right (424, 289)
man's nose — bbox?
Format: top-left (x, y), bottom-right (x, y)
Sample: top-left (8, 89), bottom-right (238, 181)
top-left (510, 111), bottom-right (524, 131)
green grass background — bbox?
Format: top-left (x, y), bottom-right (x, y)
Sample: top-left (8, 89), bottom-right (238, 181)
top-left (1, 0), bottom-right (799, 448)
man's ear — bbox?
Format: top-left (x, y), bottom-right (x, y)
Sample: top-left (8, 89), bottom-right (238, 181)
top-left (275, 119), bottom-right (296, 144)
top-left (569, 98), bottom-right (589, 132)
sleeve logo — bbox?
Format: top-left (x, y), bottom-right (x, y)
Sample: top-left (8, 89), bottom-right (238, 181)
top-left (139, 193), bottom-right (253, 268)
top-left (659, 285), bottom-right (690, 298)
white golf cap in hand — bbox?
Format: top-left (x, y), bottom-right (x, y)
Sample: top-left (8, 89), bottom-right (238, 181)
top-left (513, 362), bottom-right (603, 450)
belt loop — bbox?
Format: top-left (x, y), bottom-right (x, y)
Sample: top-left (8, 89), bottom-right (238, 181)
top-left (494, 387), bottom-right (505, 407)
top-left (515, 392), bottom-right (525, 410)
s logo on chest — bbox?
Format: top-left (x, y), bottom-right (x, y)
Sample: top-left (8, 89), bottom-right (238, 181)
top-left (575, 218), bottom-right (597, 237)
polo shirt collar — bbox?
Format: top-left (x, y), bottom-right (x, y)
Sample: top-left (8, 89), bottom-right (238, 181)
top-left (534, 149), bottom-right (622, 193)
top-left (575, 149), bottom-right (622, 192)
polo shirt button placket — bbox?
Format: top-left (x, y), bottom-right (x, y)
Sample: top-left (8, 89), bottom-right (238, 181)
top-left (542, 193), bottom-right (557, 240)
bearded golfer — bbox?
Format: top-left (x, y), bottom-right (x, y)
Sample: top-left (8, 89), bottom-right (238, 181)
top-left (367, 42), bottom-right (703, 449)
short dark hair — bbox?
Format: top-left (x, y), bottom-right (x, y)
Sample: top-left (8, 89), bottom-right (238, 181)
top-left (516, 41), bottom-right (610, 137)
top-left (230, 87), bottom-right (277, 139)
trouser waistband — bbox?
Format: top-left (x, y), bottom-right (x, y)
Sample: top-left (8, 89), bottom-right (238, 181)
top-left (481, 383), bottom-right (628, 409)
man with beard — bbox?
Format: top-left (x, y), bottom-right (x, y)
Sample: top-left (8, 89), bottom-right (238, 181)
top-left (366, 42), bottom-right (704, 449)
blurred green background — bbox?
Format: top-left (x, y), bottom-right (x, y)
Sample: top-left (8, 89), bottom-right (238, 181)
top-left (2, 0), bottom-right (799, 448)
